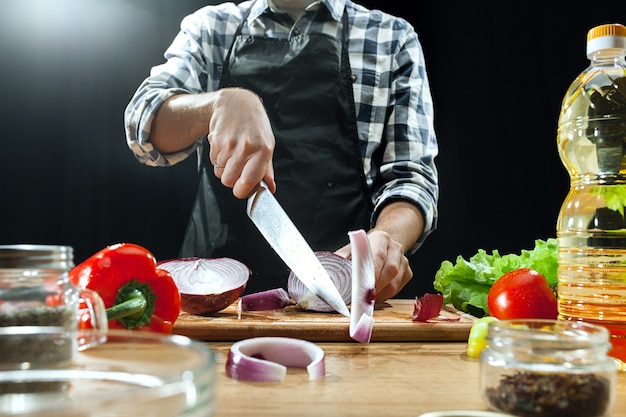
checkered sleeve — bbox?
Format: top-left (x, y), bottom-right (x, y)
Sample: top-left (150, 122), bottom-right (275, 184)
top-left (368, 17), bottom-right (439, 252)
top-left (123, 3), bottom-right (247, 167)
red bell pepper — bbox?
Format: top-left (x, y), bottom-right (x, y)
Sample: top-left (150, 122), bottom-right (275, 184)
top-left (70, 243), bottom-right (181, 334)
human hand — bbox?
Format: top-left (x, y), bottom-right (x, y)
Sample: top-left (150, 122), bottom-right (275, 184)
top-left (335, 230), bottom-right (413, 301)
top-left (208, 88), bottom-right (276, 198)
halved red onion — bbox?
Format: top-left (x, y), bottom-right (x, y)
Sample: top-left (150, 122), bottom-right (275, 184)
top-left (287, 251), bottom-right (352, 312)
top-left (157, 257), bottom-right (250, 316)
top-left (225, 337), bottom-right (325, 382)
top-left (239, 288), bottom-right (294, 311)
top-left (348, 229), bottom-right (376, 343)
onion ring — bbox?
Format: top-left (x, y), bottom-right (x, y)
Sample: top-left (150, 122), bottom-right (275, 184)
top-left (225, 337), bottom-right (325, 382)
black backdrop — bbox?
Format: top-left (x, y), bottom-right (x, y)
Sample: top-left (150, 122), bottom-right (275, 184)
top-left (1, 0), bottom-right (625, 297)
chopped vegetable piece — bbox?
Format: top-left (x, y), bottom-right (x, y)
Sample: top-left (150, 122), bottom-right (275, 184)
top-left (225, 337), bottom-right (325, 382)
top-left (348, 230), bottom-right (376, 343)
top-left (239, 288), bottom-right (294, 311)
top-left (413, 293), bottom-right (444, 322)
top-left (467, 316), bottom-right (499, 358)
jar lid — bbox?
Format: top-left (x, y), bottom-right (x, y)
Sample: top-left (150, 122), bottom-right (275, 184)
top-left (586, 23), bottom-right (626, 57)
top-left (0, 245), bottom-right (74, 270)
top-left (485, 319), bottom-right (612, 361)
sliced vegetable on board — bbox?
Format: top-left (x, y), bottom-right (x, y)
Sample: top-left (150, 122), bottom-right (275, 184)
top-left (239, 288), bottom-right (294, 312)
top-left (157, 257), bottom-right (250, 316)
top-left (287, 251), bottom-right (352, 312)
top-left (412, 293), bottom-right (460, 322)
top-left (433, 238), bottom-right (558, 316)
top-left (70, 243), bottom-right (181, 334)
top-left (348, 229), bottom-right (376, 343)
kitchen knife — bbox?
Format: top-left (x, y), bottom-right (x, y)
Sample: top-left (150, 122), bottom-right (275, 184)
top-left (246, 182), bottom-right (351, 317)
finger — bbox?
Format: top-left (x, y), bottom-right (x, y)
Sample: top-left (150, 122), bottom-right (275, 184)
top-left (378, 243), bottom-right (403, 285)
top-left (369, 239), bottom-right (387, 280)
top-left (334, 244), bottom-right (352, 260)
top-left (232, 156), bottom-right (270, 199)
top-left (376, 257), bottom-right (412, 301)
top-left (262, 161), bottom-right (276, 193)
top-left (212, 160), bottom-right (226, 178)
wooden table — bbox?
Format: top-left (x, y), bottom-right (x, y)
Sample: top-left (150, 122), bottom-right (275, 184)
top-left (206, 341), bottom-right (626, 417)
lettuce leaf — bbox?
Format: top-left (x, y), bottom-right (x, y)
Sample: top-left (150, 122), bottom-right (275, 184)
top-left (433, 238), bottom-right (558, 317)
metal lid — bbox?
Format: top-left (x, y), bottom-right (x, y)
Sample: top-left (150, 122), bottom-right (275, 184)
top-left (0, 245), bottom-right (74, 270)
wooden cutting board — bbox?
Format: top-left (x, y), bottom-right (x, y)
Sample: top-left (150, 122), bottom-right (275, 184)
top-left (172, 299), bottom-right (477, 342)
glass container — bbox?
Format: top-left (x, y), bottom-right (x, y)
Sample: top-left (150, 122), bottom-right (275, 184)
top-left (0, 329), bottom-right (216, 416)
top-left (480, 319), bottom-right (616, 417)
top-left (0, 244), bottom-right (107, 368)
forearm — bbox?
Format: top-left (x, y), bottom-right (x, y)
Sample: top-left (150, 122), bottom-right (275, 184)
top-left (150, 92), bottom-right (216, 154)
top-left (371, 201), bottom-right (424, 254)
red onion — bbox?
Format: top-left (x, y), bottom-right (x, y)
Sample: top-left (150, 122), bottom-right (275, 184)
top-left (287, 251), bottom-right (352, 312)
top-left (225, 337), bottom-right (325, 382)
top-left (412, 293), bottom-right (460, 322)
top-left (157, 257), bottom-right (250, 316)
top-left (239, 288), bottom-right (294, 311)
top-left (348, 230), bottom-right (376, 343)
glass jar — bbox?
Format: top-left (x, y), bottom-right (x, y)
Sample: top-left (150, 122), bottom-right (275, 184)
top-left (480, 319), bottom-right (616, 417)
top-left (0, 244), bottom-right (107, 369)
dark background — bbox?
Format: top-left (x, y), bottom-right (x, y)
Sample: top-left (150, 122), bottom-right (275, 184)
top-left (1, 0), bottom-right (625, 297)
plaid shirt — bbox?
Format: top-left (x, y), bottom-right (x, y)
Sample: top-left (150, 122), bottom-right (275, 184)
top-left (124, 0), bottom-right (439, 250)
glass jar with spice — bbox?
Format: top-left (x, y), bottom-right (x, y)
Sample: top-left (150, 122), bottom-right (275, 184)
top-left (480, 319), bottom-right (616, 417)
top-left (0, 244), bottom-right (107, 370)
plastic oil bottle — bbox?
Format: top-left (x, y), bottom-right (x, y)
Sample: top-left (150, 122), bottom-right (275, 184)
top-left (556, 23), bottom-right (626, 369)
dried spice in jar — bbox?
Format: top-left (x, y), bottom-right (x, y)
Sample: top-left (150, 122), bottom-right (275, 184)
top-left (484, 370), bottom-right (610, 417)
top-left (0, 305), bottom-right (74, 365)
top-left (480, 319), bottom-right (616, 417)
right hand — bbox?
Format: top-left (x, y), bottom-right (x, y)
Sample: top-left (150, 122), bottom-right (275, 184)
top-left (208, 88), bottom-right (276, 198)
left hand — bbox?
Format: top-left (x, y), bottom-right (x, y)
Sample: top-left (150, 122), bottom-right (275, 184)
top-left (335, 230), bottom-right (412, 301)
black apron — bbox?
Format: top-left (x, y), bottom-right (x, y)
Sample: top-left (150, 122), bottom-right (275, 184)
top-left (180, 5), bottom-right (372, 294)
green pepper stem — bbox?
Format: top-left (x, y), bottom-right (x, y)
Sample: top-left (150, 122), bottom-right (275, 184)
top-left (105, 288), bottom-right (148, 321)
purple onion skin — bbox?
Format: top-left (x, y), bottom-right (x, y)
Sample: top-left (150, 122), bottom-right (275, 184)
top-left (240, 288), bottom-right (294, 311)
top-left (158, 257), bottom-right (250, 316)
top-left (181, 284), bottom-right (247, 316)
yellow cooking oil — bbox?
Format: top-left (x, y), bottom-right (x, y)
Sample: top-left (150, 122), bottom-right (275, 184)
top-left (556, 23), bottom-right (626, 369)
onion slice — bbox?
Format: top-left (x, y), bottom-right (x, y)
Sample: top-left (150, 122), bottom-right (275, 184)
top-left (239, 288), bottom-right (294, 311)
top-left (412, 293), bottom-right (460, 322)
top-left (348, 229), bottom-right (376, 343)
top-left (287, 251), bottom-right (352, 312)
top-left (225, 337), bottom-right (325, 382)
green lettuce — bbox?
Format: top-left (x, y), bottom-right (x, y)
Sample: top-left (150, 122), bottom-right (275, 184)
top-left (433, 238), bottom-right (558, 317)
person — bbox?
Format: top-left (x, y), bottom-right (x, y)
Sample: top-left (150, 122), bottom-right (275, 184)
top-left (124, 0), bottom-right (439, 301)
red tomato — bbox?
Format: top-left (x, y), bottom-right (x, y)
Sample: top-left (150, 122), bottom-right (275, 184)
top-left (487, 268), bottom-right (558, 320)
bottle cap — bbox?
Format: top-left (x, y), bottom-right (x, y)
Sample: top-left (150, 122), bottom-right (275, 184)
top-left (587, 23), bottom-right (626, 58)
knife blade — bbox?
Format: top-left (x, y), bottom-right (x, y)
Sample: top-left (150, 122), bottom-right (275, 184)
top-left (246, 182), bottom-right (351, 317)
